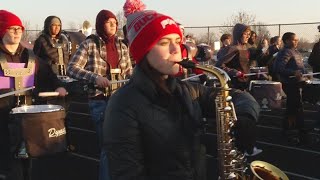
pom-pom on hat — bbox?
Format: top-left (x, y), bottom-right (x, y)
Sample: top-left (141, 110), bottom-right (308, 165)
top-left (123, 0), bottom-right (182, 64)
top-left (0, 10), bottom-right (24, 38)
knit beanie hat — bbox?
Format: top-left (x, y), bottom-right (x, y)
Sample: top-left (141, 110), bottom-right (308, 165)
top-left (123, 0), bottom-right (182, 64)
top-left (0, 10), bottom-right (24, 38)
top-left (96, 10), bottom-right (118, 42)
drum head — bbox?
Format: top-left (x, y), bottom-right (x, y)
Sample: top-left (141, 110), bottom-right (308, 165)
top-left (251, 80), bottom-right (280, 85)
top-left (250, 67), bottom-right (268, 73)
top-left (11, 104), bottom-right (64, 114)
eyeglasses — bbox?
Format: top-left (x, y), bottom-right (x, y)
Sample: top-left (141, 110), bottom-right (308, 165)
top-left (7, 27), bottom-right (23, 33)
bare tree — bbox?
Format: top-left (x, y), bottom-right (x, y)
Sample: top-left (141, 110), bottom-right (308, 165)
top-left (298, 37), bottom-right (314, 52)
top-left (220, 10), bottom-right (256, 34)
top-left (195, 32), bottom-right (218, 46)
top-left (116, 11), bottom-right (126, 38)
top-left (66, 21), bottom-right (78, 31)
top-left (252, 22), bottom-right (271, 41)
top-left (22, 20), bottom-right (32, 42)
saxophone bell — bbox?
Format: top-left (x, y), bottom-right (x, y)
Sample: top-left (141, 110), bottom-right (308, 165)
top-left (250, 161), bottom-right (289, 180)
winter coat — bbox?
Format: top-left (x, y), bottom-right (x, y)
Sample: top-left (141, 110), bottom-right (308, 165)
top-left (103, 66), bottom-right (260, 180)
top-left (273, 46), bottom-right (306, 83)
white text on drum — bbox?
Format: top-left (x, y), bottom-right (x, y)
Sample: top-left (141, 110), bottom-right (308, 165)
top-left (48, 127), bottom-right (66, 138)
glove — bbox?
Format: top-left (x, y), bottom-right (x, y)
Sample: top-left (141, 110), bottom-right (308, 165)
top-left (236, 71), bottom-right (245, 78)
top-left (294, 70), bottom-right (303, 81)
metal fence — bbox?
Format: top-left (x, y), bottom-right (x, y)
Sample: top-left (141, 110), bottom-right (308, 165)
top-left (183, 22), bottom-right (320, 51)
top-left (22, 22), bottom-right (320, 52)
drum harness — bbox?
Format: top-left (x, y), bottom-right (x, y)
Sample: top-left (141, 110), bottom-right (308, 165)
top-left (0, 50), bottom-right (35, 106)
top-left (50, 37), bottom-right (68, 76)
top-left (86, 34), bottom-right (128, 97)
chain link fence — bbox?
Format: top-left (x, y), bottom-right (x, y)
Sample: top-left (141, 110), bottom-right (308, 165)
top-left (184, 22), bottom-right (320, 52)
top-left (22, 22), bottom-right (320, 53)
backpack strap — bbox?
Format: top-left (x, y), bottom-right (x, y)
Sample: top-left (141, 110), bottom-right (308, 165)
top-left (87, 34), bottom-right (102, 55)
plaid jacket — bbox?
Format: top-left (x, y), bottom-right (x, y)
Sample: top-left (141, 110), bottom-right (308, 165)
top-left (67, 35), bottom-right (132, 97)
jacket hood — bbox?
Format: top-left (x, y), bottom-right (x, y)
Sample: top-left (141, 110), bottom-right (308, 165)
top-left (232, 23), bottom-right (250, 45)
top-left (43, 16), bottom-right (62, 37)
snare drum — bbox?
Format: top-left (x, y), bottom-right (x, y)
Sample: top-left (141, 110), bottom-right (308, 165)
top-left (249, 80), bottom-right (282, 110)
top-left (57, 75), bottom-right (87, 96)
top-left (302, 80), bottom-right (320, 104)
top-left (10, 105), bottom-right (67, 158)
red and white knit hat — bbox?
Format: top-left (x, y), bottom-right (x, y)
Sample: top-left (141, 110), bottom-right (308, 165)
top-left (0, 10), bottom-right (24, 38)
top-left (123, 0), bottom-right (182, 64)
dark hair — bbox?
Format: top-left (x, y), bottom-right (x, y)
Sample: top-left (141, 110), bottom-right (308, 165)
top-left (43, 16), bottom-right (62, 36)
top-left (282, 32), bottom-right (295, 44)
top-left (248, 31), bottom-right (257, 45)
top-left (220, 34), bottom-right (231, 42)
top-left (139, 57), bottom-right (171, 94)
top-left (122, 25), bottom-right (127, 37)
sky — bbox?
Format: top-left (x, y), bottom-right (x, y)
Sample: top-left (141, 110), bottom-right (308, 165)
top-left (2, 0), bottom-right (320, 30)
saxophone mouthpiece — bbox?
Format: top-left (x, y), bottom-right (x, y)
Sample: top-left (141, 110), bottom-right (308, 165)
top-left (178, 59), bottom-right (196, 68)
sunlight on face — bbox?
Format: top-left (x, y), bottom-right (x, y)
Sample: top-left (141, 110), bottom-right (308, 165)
top-left (146, 33), bottom-right (182, 76)
top-left (50, 23), bottom-right (61, 36)
top-left (2, 26), bottom-right (22, 45)
top-left (241, 30), bottom-right (251, 44)
top-left (104, 18), bottom-right (117, 37)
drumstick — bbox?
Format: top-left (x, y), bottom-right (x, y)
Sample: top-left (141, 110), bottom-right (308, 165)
top-left (181, 74), bottom-right (204, 81)
top-left (233, 72), bottom-right (268, 77)
top-left (243, 72), bottom-right (268, 77)
top-left (38, 91), bottom-right (69, 97)
top-left (38, 92), bottom-right (60, 97)
top-left (94, 79), bottom-right (130, 88)
top-left (0, 86), bottom-right (35, 99)
top-left (109, 79), bottom-right (130, 84)
top-left (289, 72), bottom-right (320, 78)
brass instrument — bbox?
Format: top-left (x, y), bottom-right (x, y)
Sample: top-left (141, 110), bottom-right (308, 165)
top-left (178, 59), bottom-right (289, 180)
top-left (104, 68), bottom-right (128, 96)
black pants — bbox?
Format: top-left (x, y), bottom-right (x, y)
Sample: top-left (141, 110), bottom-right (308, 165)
top-left (282, 82), bottom-right (304, 130)
top-left (0, 108), bottom-right (11, 175)
top-left (0, 108), bottom-right (31, 180)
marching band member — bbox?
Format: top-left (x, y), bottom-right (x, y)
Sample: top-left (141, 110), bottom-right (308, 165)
top-left (33, 16), bottom-right (70, 76)
top-left (0, 10), bottom-right (66, 180)
top-left (101, 0), bottom-right (260, 179)
top-left (216, 23), bottom-right (253, 90)
top-left (216, 33), bottom-right (232, 61)
top-left (66, 9), bottom-right (132, 180)
top-left (308, 25), bottom-right (320, 79)
top-left (273, 32), bottom-right (308, 144)
top-left (79, 20), bottom-right (93, 37)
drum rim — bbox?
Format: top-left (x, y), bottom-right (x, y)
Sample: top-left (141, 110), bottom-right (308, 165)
top-left (250, 80), bottom-right (281, 84)
top-left (11, 104), bottom-right (64, 114)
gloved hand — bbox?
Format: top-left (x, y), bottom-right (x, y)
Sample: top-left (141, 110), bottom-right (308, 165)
top-left (236, 71), bottom-right (245, 78)
top-left (294, 70), bottom-right (303, 81)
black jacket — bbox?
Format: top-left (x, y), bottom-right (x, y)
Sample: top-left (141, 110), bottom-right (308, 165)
top-left (273, 46), bottom-right (306, 83)
top-left (308, 41), bottom-right (320, 76)
top-left (0, 42), bottom-right (62, 107)
top-left (103, 66), bottom-right (260, 180)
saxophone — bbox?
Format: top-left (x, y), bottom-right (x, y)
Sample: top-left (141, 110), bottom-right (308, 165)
top-left (178, 59), bottom-right (289, 180)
